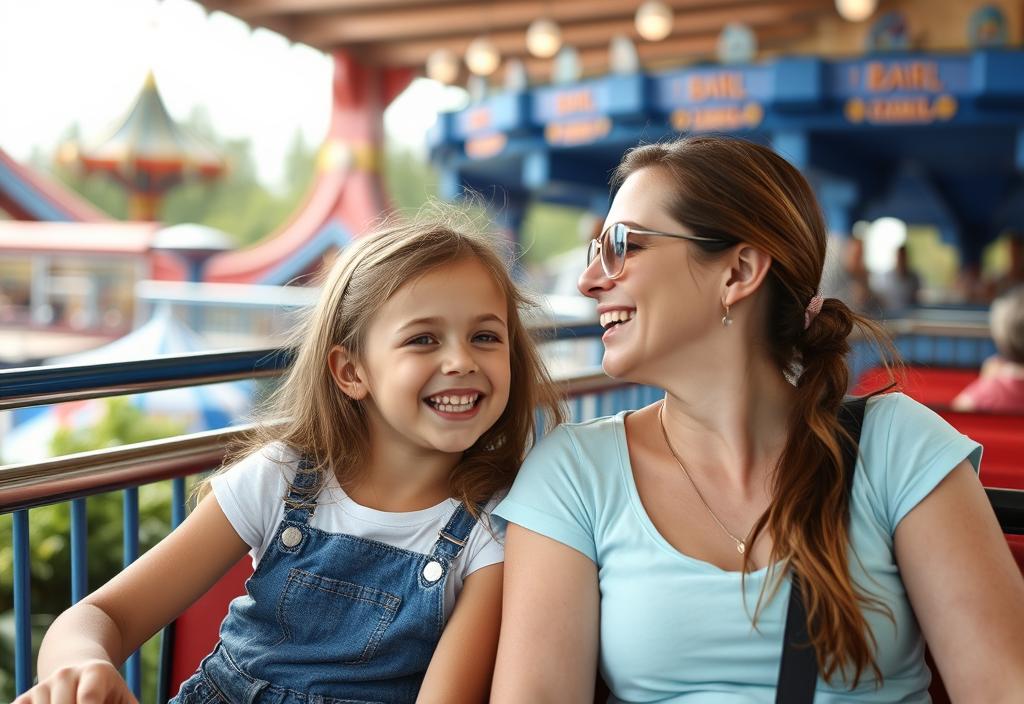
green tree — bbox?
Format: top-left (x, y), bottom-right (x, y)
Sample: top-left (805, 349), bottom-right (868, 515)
top-left (384, 146), bottom-right (439, 211)
top-left (520, 202), bottom-right (586, 267)
top-left (0, 397), bottom-right (185, 703)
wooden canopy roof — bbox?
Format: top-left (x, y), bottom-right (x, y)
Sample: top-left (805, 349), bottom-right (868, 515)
top-left (198, 0), bottom-right (838, 79)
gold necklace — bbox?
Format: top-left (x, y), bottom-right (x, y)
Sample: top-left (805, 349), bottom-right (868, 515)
top-left (657, 401), bottom-right (752, 555)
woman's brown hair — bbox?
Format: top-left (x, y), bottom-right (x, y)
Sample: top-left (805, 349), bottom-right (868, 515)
top-left (613, 136), bottom-right (898, 687)
top-left (221, 207), bottom-right (564, 516)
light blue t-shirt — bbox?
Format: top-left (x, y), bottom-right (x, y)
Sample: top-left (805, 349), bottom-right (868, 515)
top-left (494, 393), bottom-right (982, 703)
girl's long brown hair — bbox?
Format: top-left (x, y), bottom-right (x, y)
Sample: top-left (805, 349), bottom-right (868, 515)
top-left (613, 136), bottom-right (898, 687)
top-left (222, 207), bottom-right (564, 516)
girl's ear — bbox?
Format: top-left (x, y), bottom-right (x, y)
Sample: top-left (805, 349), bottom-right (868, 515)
top-left (328, 345), bottom-right (369, 400)
top-left (722, 244), bottom-right (772, 308)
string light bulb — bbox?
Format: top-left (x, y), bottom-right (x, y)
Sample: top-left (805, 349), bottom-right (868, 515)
top-left (526, 18), bottom-right (562, 58)
top-left (635, 1), bottom-right (673, 42)
top-left (465, 36), bottom-right (501, 76)
top-left (835, 0), bottom-right (878, 22)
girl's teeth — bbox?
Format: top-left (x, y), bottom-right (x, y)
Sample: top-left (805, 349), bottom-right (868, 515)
top-left (427, 394), bottom-right (479, 412)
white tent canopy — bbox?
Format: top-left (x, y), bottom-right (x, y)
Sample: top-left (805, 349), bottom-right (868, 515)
top-left (1, 307), bottom-right (253, 464)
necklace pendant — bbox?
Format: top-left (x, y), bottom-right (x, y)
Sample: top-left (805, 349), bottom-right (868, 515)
top-left (736, 542), bottom-right (746, 554)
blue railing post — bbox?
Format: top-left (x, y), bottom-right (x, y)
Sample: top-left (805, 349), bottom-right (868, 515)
top-left (13, 509), bottom-right (32, 695)
top-left (71, 498), bottom-right (88, 603)
top-left (123, 488), bottom-right (141, 699)
top-left (172, 477), bottom-right (186, 528)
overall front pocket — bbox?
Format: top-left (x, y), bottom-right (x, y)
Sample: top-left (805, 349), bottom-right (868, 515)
top-left (276, 568), bottom-right (402, 665)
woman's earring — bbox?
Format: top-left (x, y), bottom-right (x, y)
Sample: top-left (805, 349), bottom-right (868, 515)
top-left (721, 304), bottom-right (732, 327)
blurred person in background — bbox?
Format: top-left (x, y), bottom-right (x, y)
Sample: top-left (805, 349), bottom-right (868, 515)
top-left (953, 285), bottom-right (1024, 413)
top-left (873, 244), bottom-right (920, 313)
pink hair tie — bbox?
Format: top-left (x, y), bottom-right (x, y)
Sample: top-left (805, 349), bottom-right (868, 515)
top-left (804, 293), bottom-right (824, 330)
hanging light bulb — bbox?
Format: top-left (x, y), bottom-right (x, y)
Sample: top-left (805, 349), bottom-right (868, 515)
top-left (526, 18), bottom-right (562, 59)
top-left (426, 48), bottom-right (460, 84)
top-left (465, 36), bottom-right (501, 76)
top-left (635, 1), bottom-right (673, 42)
top-left (835, 0), bottom-right (878, 22)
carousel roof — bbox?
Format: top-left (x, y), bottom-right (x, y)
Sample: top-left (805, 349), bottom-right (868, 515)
top-left (80, 71), bottom-right (224, 177)
top-left (197, 0), bottom-right (836, 79)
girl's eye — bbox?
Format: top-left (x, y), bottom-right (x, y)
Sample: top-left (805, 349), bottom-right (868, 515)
top-left (407, 335), bottom-right (436, 346)
top-left (474, 332), bottom-right (502, 343)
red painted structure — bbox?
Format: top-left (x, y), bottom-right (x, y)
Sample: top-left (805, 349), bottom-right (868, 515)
top-left (204, 53), bottom-right (413, 285)
top-left (0, 148), bottom-right (109, 223)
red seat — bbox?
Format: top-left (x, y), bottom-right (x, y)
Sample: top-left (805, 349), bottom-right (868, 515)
top-left (164, 558), bottom-right (252, 699)
top-left (853, 368), bottom-right (1024, 490)
top-left (937, 410), bottom-right (1024, 489)
top-left (853, 366), bottom-right (978, 407)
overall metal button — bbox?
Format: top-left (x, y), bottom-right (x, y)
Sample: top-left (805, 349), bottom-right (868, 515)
top-left (422, 560), bottom-right (444, 582)
top-left (281, 526), bottom-right (302, 548)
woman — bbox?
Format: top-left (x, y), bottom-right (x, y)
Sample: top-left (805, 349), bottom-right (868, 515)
top-left (491, 137), bottom-right (1024, 702)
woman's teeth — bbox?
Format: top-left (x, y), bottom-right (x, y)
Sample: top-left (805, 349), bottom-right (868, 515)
top-left (427, 393), bottom-right (479, 412)
top-left (600, 310), bottom-right (635, 328)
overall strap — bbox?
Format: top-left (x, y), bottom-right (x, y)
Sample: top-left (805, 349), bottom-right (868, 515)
top-left (775, 396), bottom-right (868, 704)
top-left (283, 455), bottom-right (320, 525)
top-left (428, 501), bottom-right (484, 563)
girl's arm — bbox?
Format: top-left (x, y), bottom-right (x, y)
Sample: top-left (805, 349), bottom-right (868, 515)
top-left (895, 461), bottom-right (1024, 703)
top-left (490, 523), bottom-right (600, 704)
top-left (16, 493), bottom-right (249, 704)
top-left (417, 563), bottom-right (503, 704)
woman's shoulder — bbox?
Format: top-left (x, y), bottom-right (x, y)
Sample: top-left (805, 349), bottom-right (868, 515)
top-left (857, 391), bottom-right (982, 531)
top-left (525, 413), bottom-right (626, 469)
top-left (542, 412), bottom-right (626, 446)
top-left (513, 413), bottom-right (629, 498)
top-left (862, 391), bottom-right (957, 437)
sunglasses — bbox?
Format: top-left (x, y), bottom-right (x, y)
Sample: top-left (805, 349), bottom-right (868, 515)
top-left (587, 222), bottom-right (725, 279)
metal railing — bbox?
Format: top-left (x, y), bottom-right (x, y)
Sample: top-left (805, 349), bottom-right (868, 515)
top-left (0, 312), bottom-right (1013, 699)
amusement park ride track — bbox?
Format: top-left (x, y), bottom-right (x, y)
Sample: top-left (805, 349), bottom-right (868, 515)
top-left (198, 0), bottom-right (835, 78)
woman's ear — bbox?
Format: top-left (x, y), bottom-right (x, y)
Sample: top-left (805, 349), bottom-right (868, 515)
top-left (722, 244), bottom-right (772, 308)
top-left (328, 345), bottom-right (369, 400)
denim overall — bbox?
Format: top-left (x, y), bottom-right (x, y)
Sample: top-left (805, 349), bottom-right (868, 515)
top-left (172, 466), bottom-right (480, 704)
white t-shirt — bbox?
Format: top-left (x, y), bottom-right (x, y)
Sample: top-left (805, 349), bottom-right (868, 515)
top-left (211, 442), bottom-right (506, 619)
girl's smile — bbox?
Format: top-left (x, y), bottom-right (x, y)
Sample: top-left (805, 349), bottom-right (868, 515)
top-left (424, 388), bottom-right (485, 418)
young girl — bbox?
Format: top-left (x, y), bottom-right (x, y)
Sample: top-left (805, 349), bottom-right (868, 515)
top-left (20, 215), bottom-right (563, 704)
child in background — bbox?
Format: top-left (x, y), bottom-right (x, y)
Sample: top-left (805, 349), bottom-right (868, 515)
top-left (954, 285), bottom-right (1024, 413)
top-left (19, 213), bottom-right (563, 704)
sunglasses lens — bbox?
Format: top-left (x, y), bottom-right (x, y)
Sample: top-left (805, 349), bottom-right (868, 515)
top-left (603, 223), bottom-right (628, 277)
top-left (587, 239), bottom-right (599, 268)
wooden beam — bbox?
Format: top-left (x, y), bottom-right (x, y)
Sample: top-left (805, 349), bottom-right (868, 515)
top-left (291, 0), bottom-right (827, 48)
top-left (204, 0), bottom-right (468, 20)
top-left (362, 0), bottom-right (827, 67)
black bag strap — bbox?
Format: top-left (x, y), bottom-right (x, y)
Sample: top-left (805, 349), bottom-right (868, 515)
top-left (775, 396), bottom-right (868, 704)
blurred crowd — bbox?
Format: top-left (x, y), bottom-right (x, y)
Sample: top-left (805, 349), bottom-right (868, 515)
top-left (823, 232), bottom-right (1024, 317)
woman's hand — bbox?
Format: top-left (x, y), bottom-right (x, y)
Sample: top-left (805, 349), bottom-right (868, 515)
top-left (13, 660), bottom-right (137, 704)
